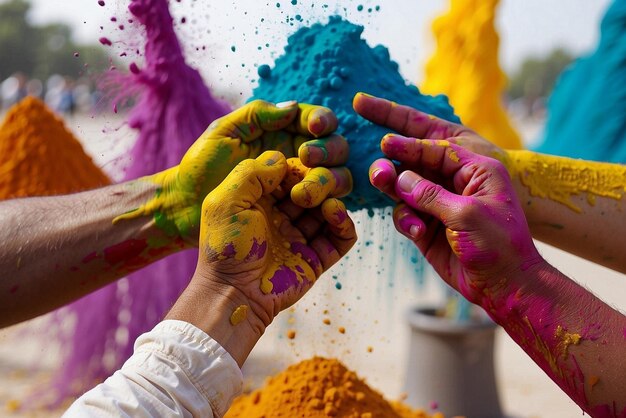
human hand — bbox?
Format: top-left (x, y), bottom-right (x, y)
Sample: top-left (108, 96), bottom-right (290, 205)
top-left (369, 135), bottom-right (542, 305)
top-left (353, 92), bottom-right (505, 160)
top-left (115, 100), bottom-right (352, 242)
top-left (169, 151), bottom-right (356, 364)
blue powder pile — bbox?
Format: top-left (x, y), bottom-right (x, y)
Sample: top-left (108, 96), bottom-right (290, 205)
top-left (535, 0), bottom-right (626, 162)
top-left (250, 16), bottom-right (460, 211)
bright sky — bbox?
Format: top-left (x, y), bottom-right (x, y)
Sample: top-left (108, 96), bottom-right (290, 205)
top-left (23, 0), bottom-right (612, 98)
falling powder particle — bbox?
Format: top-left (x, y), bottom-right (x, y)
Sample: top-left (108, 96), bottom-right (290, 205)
top-left (323, 318), bottom-right (331, 325)
top-left (230, 305), bottom-right (249, 326)
top-left (338, 326), bottom-right (346, 334)
top-left (287, 330), bottom-right (297, 339)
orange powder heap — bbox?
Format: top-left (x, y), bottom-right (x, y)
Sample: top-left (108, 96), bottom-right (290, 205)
top-left (0, 97), bottom-right (110, 200)
top-left (225, 357), bottom-right (442, 418)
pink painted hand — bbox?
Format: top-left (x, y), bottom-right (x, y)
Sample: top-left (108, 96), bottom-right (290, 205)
top-left (370, 135), bottom-right (540, 304)
top-left (115, 100), bottom-right (352, 242)
top-left (167, 151), bottom-right (356, 365)
top-left (370, 135), bottom-right (626, 415)
top-left (355, 92), bottom-right (626, 274)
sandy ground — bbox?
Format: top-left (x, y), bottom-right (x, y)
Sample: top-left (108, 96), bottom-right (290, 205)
top-left (0, 113), bottom-right (624, 417)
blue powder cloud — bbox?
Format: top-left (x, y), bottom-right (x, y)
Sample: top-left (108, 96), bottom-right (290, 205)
top-left (535, 0), bottom-right (626, 163)
top-left (250, 16), bottom-right (460, 211)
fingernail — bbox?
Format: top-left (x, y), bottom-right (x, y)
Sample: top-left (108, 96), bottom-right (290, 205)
top-left (263, 151), bottom-right (282, 165)
top-left (397, 171), bottom-right (419, 193)
top-left (276, 100), bottom-right (297, 108)
top-left (303, 145), bottom-right (326, 163)
top-left (357, 92), bottom-right (374, 98)
top-left (409, 225), bottom-right (420, 239)
top-left (370, 168), bottom-right (384, 186)
top-left (310, 114), bottom-right (328, 135)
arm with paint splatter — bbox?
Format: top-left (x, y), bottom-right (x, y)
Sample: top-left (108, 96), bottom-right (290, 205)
top-left (0, 179), bottom-right (186, 327)
top-left (0, 101), bottom-right (351, 328)
top-left (354, 93), bottom-right (626, 274)
top-left (369, 137), bottom-right (626, 416)
top-left (165, 151), bottom-right (357, 366)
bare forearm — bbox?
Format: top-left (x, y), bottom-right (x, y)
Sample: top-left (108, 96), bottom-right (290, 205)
top-left (483, 261), bottom-right (626, 415)
top-left (502, 150), bottom-right (626, 273)
top-left (0, 180), bottom-right (188, 327)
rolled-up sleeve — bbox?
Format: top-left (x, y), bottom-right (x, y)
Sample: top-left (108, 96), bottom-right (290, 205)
top-left (63, 320), bottom-right (243, 418)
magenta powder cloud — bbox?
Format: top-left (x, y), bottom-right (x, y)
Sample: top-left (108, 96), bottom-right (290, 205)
top-left (50, 0), bottom-right (230, 404)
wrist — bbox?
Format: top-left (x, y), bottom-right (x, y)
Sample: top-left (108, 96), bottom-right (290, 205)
top-left (480, 257), bottom-right (558, 323)
top-left (114, 166), bottom-right (201, 244)
top-left (165, 270), bottom-right (270, 367)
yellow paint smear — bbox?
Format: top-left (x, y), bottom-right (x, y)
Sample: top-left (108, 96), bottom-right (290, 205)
top-left (201, 155), bottom-right (315, 296)
top-left (230, 305), bottom-right (248, 326)
top-left (422, 0), bottom-right (522, 149)
top-left (505, 150), bottom-right (626, 212)
top-left (555, 325), bottom-right (582, 359)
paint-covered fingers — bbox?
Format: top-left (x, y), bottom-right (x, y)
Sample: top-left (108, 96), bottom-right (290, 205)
top-left (381, 135), bottom-right (473, 180)
top-left (207, 99), bottom-right (300, 143)
top-left (393, 204), bottom-right (427, 241)
top-left (369, 158), bottom-right (399, 201)
top-left (203, 151), bottom-right (288, 212)
top-left (352, 92), bottom-right (460, 139)
top-left (292, 103), bottom-right (338, 138)
top-left (291, 166), bottom-right (353, 208)
top-left (309, 199), bottom-right (357, 272)
top-left (394, 170), bottom-right (464, 222)
top-left (298, 134), bottom-right (349, 167)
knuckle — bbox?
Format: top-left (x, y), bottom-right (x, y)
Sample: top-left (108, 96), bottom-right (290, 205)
top-left (416, 183), bottom-right (442, 207)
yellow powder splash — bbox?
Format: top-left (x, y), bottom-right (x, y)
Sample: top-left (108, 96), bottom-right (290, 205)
top-left (422, 0), bottom-right (522, 149)
top-left (0, 97), bottom-right (110, 200)
top-left (555, 325), bottom-right (582, 359)
top-left (230, 305), bottom-right (248, 326)
top-left (225, 357), bottom-right (442, 418)
top-left (505, 150), bottom-right (626, 212)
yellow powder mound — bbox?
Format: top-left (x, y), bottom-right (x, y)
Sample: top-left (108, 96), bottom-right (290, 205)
top-left (225, 357), bottom-right (441, 418)
top-left (0, 96), bottom-right (111, 200)
top-left (422, 0), bottom-right (523, 149)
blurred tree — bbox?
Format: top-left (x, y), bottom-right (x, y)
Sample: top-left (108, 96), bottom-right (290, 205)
top-left (508, 48), bottom-right (574, 100)
top-left (0, 0), bottom-right (39, 79)
top-left (0, 0), bottom-right (110, 81)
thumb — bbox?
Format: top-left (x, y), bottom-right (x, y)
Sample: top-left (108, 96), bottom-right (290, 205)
top-left (205, 151), bottom-right (287, 211)
top-left (395, 170), bottom-right (464, 222)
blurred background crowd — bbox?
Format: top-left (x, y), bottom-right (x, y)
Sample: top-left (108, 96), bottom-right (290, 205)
top-left (0, 0), bottom-right (574, 120)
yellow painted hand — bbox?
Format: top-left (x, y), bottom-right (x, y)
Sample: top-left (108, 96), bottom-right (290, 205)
top-left (115, 100), bottom-right (352, 243)
top-left (196, 151), bottom-right (356, 320)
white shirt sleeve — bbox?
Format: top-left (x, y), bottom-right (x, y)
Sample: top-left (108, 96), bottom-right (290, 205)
top-left (63, 320), bottom-right (243, 418)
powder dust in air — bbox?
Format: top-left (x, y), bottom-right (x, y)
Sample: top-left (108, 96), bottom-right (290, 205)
top-left (48, 0), bottom-right (461, 405)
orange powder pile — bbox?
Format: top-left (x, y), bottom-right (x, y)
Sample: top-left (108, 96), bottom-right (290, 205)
top-left (225, 357), bottom-right (443, 418)
top-left (0, 97), bottom-right (110, 200)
